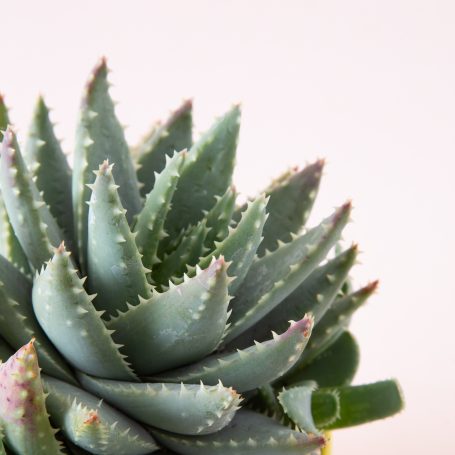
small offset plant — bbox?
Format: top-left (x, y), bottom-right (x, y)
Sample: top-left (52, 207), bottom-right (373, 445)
top-left (0, 59), bottom-right (403, 454)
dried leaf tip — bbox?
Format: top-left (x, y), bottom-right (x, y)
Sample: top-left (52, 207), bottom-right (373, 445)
top-left (83, 410), bottom-right (100, 425)
top-left (366, 280), bottom-right (380, 293)
top-left (287, 314), bottom-right (315, 338)
top-left (99, 159), bottom-right (114, 175)
top-left (56, 241), bottom-right (66, 255)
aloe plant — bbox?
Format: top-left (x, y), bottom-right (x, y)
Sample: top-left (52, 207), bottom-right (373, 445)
top-left (0, 60), bottom-right (403, 454)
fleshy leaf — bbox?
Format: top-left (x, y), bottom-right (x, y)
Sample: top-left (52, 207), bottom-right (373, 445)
top-left (197, 195), bottom-right (269, 293)
top-left (87, 161), bottom-right (152, 317)
top-left (151, 409), bottom-right (325, 455)
top-left (313, 380), bottom-right (404, 429)
top-left (278, 381), bottom-right (321, 435)
top-left (290, 281), bottom-right (378, 371)
top-left (72, 59), bottom-right (141, 271)
top-left (107, 258), bottom-right (230, 375)
top-left (133, 150), bottom-right (186, 271)
top-left (0, 254), bottom-right (76, 385)
top-left (230, 245), bottom-right (357, 349)
top-left (0, 337), bottom-right (13, 361)
top-left (0, 197), bottom-right (30, 275)
top-left (311, 391), bottom-right (341, 429)
top-left (24, 97), bottom-right (74, 245)
top-left (78, 373), bottom-right (242, 435)
top-left (204, 186), bottom-right (236, 250)
top-left (0, 341), bottom-right (64, 454)
top-left (282, 331), bottom-right (360, 388)
top-left (253, 160), bottom-right (324, 256)
top-left (153, 315), bottom-right (314, 393)
top-left (153, 219), bottom-right (210, 286)
top-left (0, 128), bottom-right (65, 269)
top-left (225, 203), bottom-right (351, 343)
top-left (164, 105), bottom-right (240, 239)
top-left (136, 99), bottom-right (192, 197)
top-left (43, 375), bottom-right (158, 455)
top-left (32, 244), bottom-right (137, 381)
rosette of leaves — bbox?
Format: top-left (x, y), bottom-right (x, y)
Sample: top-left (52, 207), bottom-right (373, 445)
top-left (0, 59), bottom-right (403, 455)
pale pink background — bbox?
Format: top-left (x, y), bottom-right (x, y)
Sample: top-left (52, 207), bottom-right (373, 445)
top-left (2, 1), bottom-right (454, 453)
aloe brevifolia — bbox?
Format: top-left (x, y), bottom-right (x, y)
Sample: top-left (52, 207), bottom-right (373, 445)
top-left (0, 59), bottom-right (403, 455)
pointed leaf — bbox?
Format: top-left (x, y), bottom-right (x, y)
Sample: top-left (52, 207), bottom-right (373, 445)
top-left (87, 161), bottom-right (152, 317)
top-left (43, 375), bottom-right (158, 455)
top-left (0, 254), bottom-right (76, 384)
top-left (78, 373), bottom-right (242, 435)
top-left (0, 95), bottom-right (18, 148)
top-left (255, 160), bottom-right (324, 256)
top-left (278, 381), bottom-right (321, 435)
top-left (230, 245), bottom-right (357, 349)
top-left (197, 195), bottom-right (269, 293)
top-left (24, 97), bottom-right (74, 245)
top-left (164, 105), bottom-right (240, 238)
top-left (283, 331), bottom-right (360, 388)
top-left (0, 198), bottom-right (30, 275)
top-left (136, 99), bottom-right (192, 196)
top-left (0, 341), bottom-right (64, 454)
top-left (151, 409), bottom-right (325, 455)
top-left (291, 281), bottom-right (378, 370)
top-left (134, 150), bottom-right (186, 270)
top-left (225, 203), bottom-right (351, 343)
top-left (32, 244), bottom-right (137, 381)
top-left (153, 219), bottom-right (210, 286)
top-left (0, 128), bottom-right (65, 269)
top-left (153, 315), bottom-right (314, 393)
top-left (107, 258), bottom-right (230, 375)
top-left (313, 380), bottom-right (404, 429)
top-left (204, 186), bottom-right (236, 250)
top-left (72, 59), bottom-right (141, 270)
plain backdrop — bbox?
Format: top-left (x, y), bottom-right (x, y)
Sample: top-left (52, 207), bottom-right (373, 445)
top-left (1, 1), bottom-right (454, 453)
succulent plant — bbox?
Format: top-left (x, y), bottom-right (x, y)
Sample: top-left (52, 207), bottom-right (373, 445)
top-left (0, 59), bottom-right (403, 455)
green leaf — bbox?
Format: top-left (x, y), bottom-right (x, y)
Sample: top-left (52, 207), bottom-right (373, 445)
top-left (72, 59), bottom-right (141, 271)
top-left (197, 195), bottom-right (269, 293)
top-left (153, 219), bottom-right (210, 286)
top-left (87, 161), bottom-right (152, 317)
top-left (0, 427), bottom-right (5, 455)
top-left (0, 198), bottom-right (30, 275)
top-left (151, 409), bottom-right (325, 455)
top-left (43, 375), bottom-right (158, 455)
top-left (225, 203), bottom-right (351, 344)
top-left (153, 315), bottom-right (314, 393)
top-left (292, 281), bottom-right (378, 369)
top-left (0, 128), bottom-right (65, 270)
top-left (107, 258), bottom-right (230, 375)
top-left (32, 244), bottom-right (137, 381)
top-left (310, 390), bottom-right (341, 429)
top-left (0, 337), bottom-right (13, 362)
top-left (78, 373), bottom-right (242, 436)
top-left (203, 186), bottom-right (236, 250)
top-left (0, 98), bottom-right (30, 274)
top-left (25, 97), bottom-right (74, 246)
top-left (0, 254), bottom-right (76, 385)
top-left (278, 381), bottom-right (321, 435)
top-left (313, 380), bottom-right (404, 429)
top-left (283, 331), bottom-right (360, 388)
top-left (230, 245), bottom-right (357, 349)
top-left (164, 105), bottom-right (240, 239)
top-left (136, 99), bottom-right (192, 197)
top-left (133, 150), bottom-right (186, 271)
top-left (254, 160), bottom-right (324, 256)
top-left (0, 341), bottom-right (64, 455)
